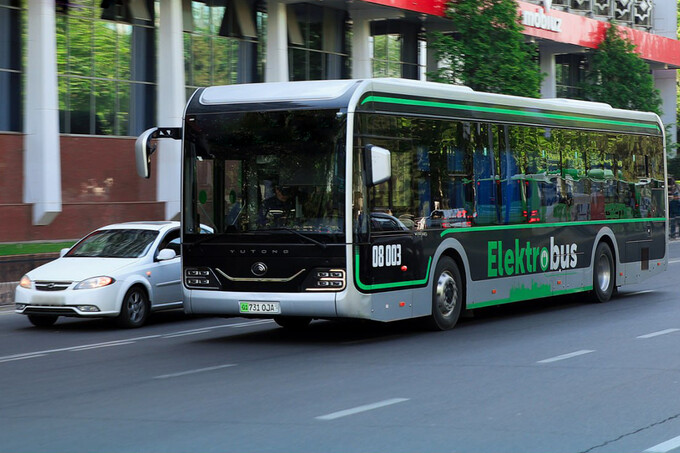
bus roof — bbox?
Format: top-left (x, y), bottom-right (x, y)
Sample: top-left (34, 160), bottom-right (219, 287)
top-left (189, 78), bottom-right (662, 135)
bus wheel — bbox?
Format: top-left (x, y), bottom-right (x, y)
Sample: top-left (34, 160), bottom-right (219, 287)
top-left (427, 257), bottom-right (463, 331)
top-left (274, 316), bottom-right (311, 330)
top-left (591, 242), bottom-right (615, 303)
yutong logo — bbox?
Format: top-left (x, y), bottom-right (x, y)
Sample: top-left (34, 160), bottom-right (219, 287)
top-left (251, 262), bottom-right (267, 277)
top-left (487, 237), bottom-right (577, 277)
top-left (228, 248), bottom-right (289, 255)
top-left (522, 0), bottom-right (562, 33)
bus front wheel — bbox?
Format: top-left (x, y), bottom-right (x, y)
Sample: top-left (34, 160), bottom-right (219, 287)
top-left (426, 257), bottom-right (463, 331)
top-left (591, 242), bottom-right (615, 303)
top-left (274, 316), bottom-right (311, 330)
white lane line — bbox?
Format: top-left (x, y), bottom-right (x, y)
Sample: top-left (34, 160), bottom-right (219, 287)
top-left (621, 290), bottom-right (655, 297)
top-left (316, 398), bottom-right (410, 421)
top-left (0, 354), bottom-right (47, 363)
top-left (637, 328), bottom-right (680, 339)
top-left (154, 364), bottom-right (236, 379)
top-left (70, 341), bottom-right (137, 351)
top-left (163, 330), bottom-right (213, 339)
top-left (644, 435), bottom-right (680, 453)
top-left (0, 320), bottom-right (274, 364)
top-left (537, 350), bottom-right (595, 364)
top-left (160, 320), bottom-right (273, 338)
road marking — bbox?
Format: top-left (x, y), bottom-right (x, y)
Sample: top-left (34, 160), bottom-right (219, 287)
top-left (0, 354), bottom-right (47, 363)
top-left (537, 350), bottom-right (595, 364)
top-left (154, 364), bottom-right (236, 379)
top-left (0, 320), bottom-right (274, 364)
top-left (645, 435), bottom-right (680, 453)
top-left (161, 320), bottom-right (273, 338)
top-left (621, 290), bottom-right (655, 297)
top-left (637, 329), bottom-right (680, 339)
top-left (163, 330), bottom-right (213, 339)
top-left (316, 398), bottom-right (409, 421)
top-left (70, 341), bottom-right (137, 351)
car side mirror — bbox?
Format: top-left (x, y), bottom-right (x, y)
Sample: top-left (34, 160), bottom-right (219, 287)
top-left (157, 248), bottom-right (177, 261)
top-left (59, 248), bottom-right (70, 258)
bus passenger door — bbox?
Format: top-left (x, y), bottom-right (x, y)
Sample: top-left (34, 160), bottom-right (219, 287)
top-left (355, 215), bottom-right (426, 319)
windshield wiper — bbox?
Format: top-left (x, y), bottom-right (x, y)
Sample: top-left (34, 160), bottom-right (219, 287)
top-left (265, 227), bottom-right (327, 249)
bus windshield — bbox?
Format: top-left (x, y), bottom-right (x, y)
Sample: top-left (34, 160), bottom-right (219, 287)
top-left (183, 109), bottom-right (346, 238)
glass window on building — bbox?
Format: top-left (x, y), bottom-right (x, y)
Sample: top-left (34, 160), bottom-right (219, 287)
top-left (184, 0), bottom-right (263, 98)
top-left (288, 4), bottom-right (349, 81)
top-left (56, 0), bottom-right (155, 136)
top-left (555, 53), bottom-right (587, 99)
top-left (370, 20), bottom-right (421, 80)
top-left (0, 0), bottom-right (22, 132)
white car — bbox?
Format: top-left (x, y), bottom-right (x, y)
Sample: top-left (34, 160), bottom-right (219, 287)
top-left (15, 221), bottom-right (185, 328)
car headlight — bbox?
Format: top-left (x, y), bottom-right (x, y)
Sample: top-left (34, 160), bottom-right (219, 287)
top-left (19, 275), bottom-right (32, 289)
top-left (74, 276), bottom-right (115, 290)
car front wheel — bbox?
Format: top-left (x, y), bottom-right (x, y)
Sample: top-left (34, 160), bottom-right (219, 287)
top-left (116, 286), bottom-right (150, 328)
top-left (27, 314), bottom-right (58, 327)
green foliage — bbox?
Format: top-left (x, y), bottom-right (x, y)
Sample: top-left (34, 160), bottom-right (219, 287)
top-left (0, 242), bottom-right (76, 257)
top-left (581, 24), bottom-right (662, 115)
top-left (428, 0), bottom-right (542, 98)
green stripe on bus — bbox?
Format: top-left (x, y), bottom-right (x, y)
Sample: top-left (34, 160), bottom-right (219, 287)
top-left (440, 217), bottom-right (666, 237)
top-left (467, 284), bottom-right (593, 309)
top-left (354, 254), bottom-right (432, 291)
top-left (361, 95), bottom-right (660, 131)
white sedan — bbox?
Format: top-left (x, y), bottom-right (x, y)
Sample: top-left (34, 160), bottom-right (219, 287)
top-left (15, 221), bottom-right (185, 328)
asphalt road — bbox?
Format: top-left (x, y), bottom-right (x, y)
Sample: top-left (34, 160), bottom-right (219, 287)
top-left (2, 243), bottom-right (680, 453)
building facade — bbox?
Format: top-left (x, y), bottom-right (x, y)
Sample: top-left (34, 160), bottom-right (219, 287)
top-left (0, 0), bottom-right (678, 242)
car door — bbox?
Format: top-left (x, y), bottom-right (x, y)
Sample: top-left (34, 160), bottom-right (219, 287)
top-left (148, 229), bottom-right (182, 307)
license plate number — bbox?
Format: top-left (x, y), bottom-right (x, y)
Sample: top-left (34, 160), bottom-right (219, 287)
top-left (239, 301), bottom-right (280, 314)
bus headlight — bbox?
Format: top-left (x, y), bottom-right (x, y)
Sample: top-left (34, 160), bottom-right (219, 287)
top-left (185, 268), bottom-right (218, 288)
top-left (304, 269), bottom-right (346, 291)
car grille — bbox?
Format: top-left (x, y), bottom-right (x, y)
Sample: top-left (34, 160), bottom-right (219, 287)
top-left (35, 281), bottom-right (72, 291)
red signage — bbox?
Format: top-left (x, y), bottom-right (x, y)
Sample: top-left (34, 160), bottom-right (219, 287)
top-left (517, 1), bottom-right (680, 67)
top-left (358, 0), bottom-right (680, 67)
top-left (359, 0), bottom-right (447, 17)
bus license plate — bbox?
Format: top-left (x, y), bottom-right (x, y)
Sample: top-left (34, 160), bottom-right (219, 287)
top-left (239, 301), bottom-right (281, 314)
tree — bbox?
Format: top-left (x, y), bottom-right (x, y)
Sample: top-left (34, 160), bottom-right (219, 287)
top-left (428, 0), bottom-right (542, 98)
top-left (581, 23), bottom-right (662, 115)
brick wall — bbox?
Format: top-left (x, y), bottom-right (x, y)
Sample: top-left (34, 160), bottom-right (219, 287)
top-left (0, 133), bottom-right (165, 243)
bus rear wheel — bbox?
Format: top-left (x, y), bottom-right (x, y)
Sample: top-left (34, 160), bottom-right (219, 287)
top-left (426, 257), bottom-right (463, 331)
top-left (591, 242), bottom-right (615, 303)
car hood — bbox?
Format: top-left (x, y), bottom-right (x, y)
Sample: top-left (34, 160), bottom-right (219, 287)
top-left (26, 257), bottom-right (141, 282)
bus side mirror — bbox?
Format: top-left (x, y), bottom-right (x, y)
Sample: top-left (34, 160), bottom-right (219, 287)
top-left (136, 127), bottom-right (159, 179)
top-left (364, 145), bottom-right (392, 186)
top-left (135, 127), bottom-right (182, 179)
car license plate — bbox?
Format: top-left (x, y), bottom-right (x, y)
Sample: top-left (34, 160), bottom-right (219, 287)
top-left (239, 301), bottom-right (280, 314)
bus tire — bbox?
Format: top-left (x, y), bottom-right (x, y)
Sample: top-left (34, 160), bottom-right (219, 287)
top-left (426, 256), bottom-right (463, 331)
top-left (274, 316), bottom-right (311, 330)
top-left (591, 242), bottom-right (615, 303)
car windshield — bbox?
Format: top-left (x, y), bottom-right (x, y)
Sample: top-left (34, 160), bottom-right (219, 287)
top-left (66, 229), bottom-right (159, 258)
